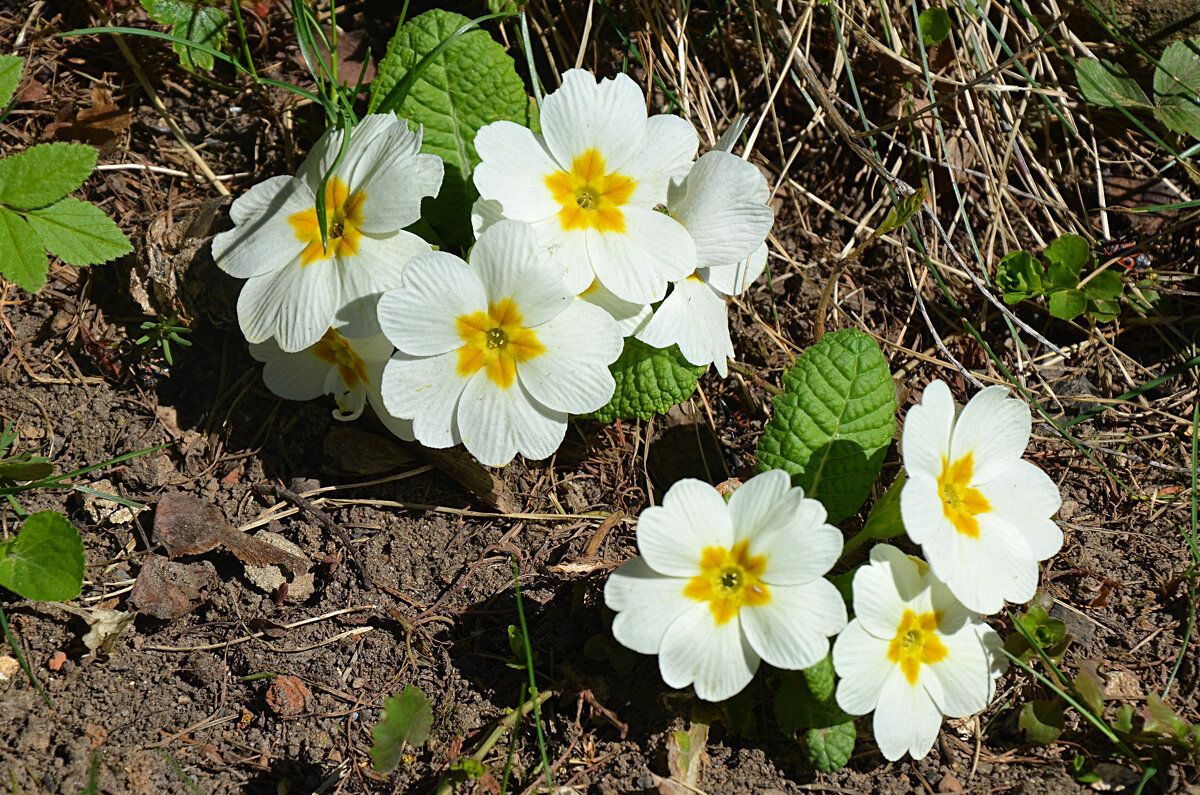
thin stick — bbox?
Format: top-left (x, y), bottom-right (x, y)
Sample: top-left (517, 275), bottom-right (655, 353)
top-left (252, 483), bottom-right (371, 590)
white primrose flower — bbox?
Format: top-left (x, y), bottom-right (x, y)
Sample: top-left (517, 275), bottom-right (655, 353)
top-left (473, 69), bottom-right (699, 304)
top-left (899, 379), bottom-right (1063, 614)
top-left (833, 544), bottom-right (1004, 761)
top-left (635, 150), bottom-right (774, 376)
top-left (212, 114), bottom-right (444, 352)
top-left (604, 470), bottom-right (847, 702)
top-left (376, 220), bottom-right (623, 467)
top-left (249, 330), bottom-right (413, 441)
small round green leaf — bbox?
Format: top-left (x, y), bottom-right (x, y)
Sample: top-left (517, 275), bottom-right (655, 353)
top-left (0, 511), bottom-right (85, 602)
top-left (918, 8), bottom-right (951, 46)
top-left (1048, 288), bottom-right (1086, 321)
top-left (371, 684), bottom-right (433, 774)
top-left (996, 250), bottom-right (1045, 304)
top-left (1019, 699), bottom-right (1064, 745)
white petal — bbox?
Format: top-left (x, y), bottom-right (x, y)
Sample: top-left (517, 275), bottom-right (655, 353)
top-left (635, 279), bottom-right (731, 376)
top-left (352, 125), bottom-right (442, 233)
top-left (377, 252), bottom-right (486, 356)
top-left (473, 220), bottom-right (573, 326)
top-left (588, 209), bottom-right (696, 304)
top-left (740, 580), bottom-right (844, 669)
top-left (751, 506), bottom-right (842, 587)
top-left (541, 70), bottom-right (647, 178)
top-left (213, 176), bottom-right (312, 279)
top-left (457, 371), bottom-right (565, 466)
top-left (636, 480), bottom-right (733, 577)
top-left (669, 151), bottom-right (773, 268)
top-left (365, 374), bottom-right (415, 442)
top-left (543, 226), bottom-right (595, 294)
top-left (518, 301), bottom-right (621, 414)
top-left (473, 122), bottom-right (562, 222)
top-left (873, 667), bottom-right (944, 760)
top-left (704, 243), bottom-right (767, 296)
top-left (658, 602), bottom-right (759, 702)
top-left (605, 557), bottom-right (695, 656)
top-left (325, 365), bottom-right (366, 420)
top-left (726, 469), bottom-right (792, 537)
top-left (900, 379), bottom-right (955, 478)
top-left (335, 231), bottom-right (432, 338)
top-left (833, 620), bottom-right (895, 715)
top-left (620, 113), bottom-right (699, 205)
top-left (471, 197), bottom-right (508, 237)
top-left (978, 460), bottom-right (1063, 560)
top-left (237, 259), bottom-right (340, 352)
top-left (381, 352), bottom-right (463, 449)
top-left (943, 520), bottom-right (1038, 613)
top-left (928, 624), bottom-right (993, 718)
top-left (256, 345), bottom-right (331, 401)
top-left (950, 385), bottom-right (1032, 483)
top-left (900, 471), bottom-right (952, 551)
top-left (851, 544), bottom-right (922, 640)
top-left (579, 281), bottom-right (652, 336)
top-left (296, 113), bottom-right (394, 192)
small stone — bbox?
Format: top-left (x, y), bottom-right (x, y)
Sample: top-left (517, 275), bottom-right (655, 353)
top-left (938, 773), bottom-right (964, 793)
top-left (244, 531), bottom-right (315, 602)
top-left (129, 555), bottom-right (219, 620)
top-left (265, 675), bottom-right (311, 717)
top-left (0, 655), bottom-right (19, 680)
top-left (47, 651), bottom-right (67, 672)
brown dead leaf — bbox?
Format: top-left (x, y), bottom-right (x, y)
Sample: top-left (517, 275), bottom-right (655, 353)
top-left (154, 493), bottom-right (310, 573)
top-left (129, 555), bottom-right (219, 620)
top-left (45, 84), bottom-right (131, 155)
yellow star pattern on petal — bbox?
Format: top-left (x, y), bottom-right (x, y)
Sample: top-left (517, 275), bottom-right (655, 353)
top-left (288, 176), bottom-right (367, 265)
top-left (937, 452), bottom-right (991, 538)
top-left (455, 299), bottom-right (546, 390)
top-left (683, 540), bottom-right (772, 625)
top-left (544, 149), bottom-right (636, 233)
top-left (887, 608), bottom-right (948, 686)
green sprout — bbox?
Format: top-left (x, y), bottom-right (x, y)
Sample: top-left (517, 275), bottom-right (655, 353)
top-left (134, 311), bottom-right (192, 366)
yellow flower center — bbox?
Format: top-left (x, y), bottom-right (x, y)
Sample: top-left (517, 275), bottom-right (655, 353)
top-left (455, 298), bottom-right (546, 390)
top-left (887, 608), bottom-right (948, 686)
top-left (682, 540), bottom-right (771, 625)
top-left (544, 149), bottom-right (636, 233)
top-left (312, 328), bottom-right (370, 389)
top-left (287, 176), bottom-right (366, 265)
top-left (937, 452), bottom-right (991, 539)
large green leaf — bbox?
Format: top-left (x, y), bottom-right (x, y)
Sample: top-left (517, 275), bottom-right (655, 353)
top-left (1076, 59), bottom-right (1152, 109)
top-left (24, 197), bottom-right (133, 267)
top-left (140, 0), bottom-right (229, 71)
top-left (0, 54), bottom-right (23, 111)
top-left (371, 685), bottom-right (433, 773)
top-left (755, 329), bottom-right (895, 523)
top-left (773, 670), bottom-right (855, 773)
top-left (0, 511), bottom-right (85, 602)
top-left (0, 142), bottom-right (97, 210)
top-left (586, 339), bottom-right (706, 422)
top-left (0, 207), bottom-right (49, 293)
top-left (1153, 39), bottom-right (1200, 139)
top-left (369, 9), bottom-right (529, 248)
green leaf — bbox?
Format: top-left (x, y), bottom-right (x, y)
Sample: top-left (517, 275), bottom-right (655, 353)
top-left (1076, 59), bottom-right (1153, 109)
top-left (0, 459), bottom-right (54, 482)
top-left (1074, 659), bottom-right (1107, 717)
top-left (805, 720), bottom-right (855, 772)
top-left (0, 142), bottom-right (97, 209)
top-left (918, 8), bottom-right (951, 46)
top-left (23, 197), bottom-right (133, 267)
top-left (0, 511), bottom-right (85, 602)
top-left (875, 187), bottom-right (925, 236)
top-left (370, 9), bottom-right (530, 248)
top-left (1113, 703), bottom-right (1135, 734)
top-left (1019, 699), bottom-right (1064, 745)
top-left (1048, 289), bottom-right (1086, 321)
top-left (1153, 39), bottom-right (1200, 139)
top-left (1082, 268), bottom-right (1123, 300)
top-left (1044, 234), bottom-right (1089, 276)
top-left (1144, 693), bottom-right (1189, 739)
top-left (586, 339), bottom-right (706, 422)
top-left (0, 54), bottom-right (23, 111)
top-left (1088, 297), bottom-right (1121, 323)
top-left (754, 329), bottom-right (895, 523)
top-left (0, 207), bottom-right (49, 293)
top-left (140, 0), bottom-right (229, 71)
top-left (802, 653), bottom-right (837, 703)
top-left (859, 470), bottom-right (907, 542)
top-left (371, 685), bottom-right (433, 773)
top-left (995, 250), bottom-right (1045, 304)
top-left (1004, 604), bottom-right (1069, 664)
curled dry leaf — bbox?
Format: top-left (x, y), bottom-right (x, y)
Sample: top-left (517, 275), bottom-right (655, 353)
top-left (56, 605), bottom-right (137, 659)
top-left (154, 492), bottom-right (310, 573)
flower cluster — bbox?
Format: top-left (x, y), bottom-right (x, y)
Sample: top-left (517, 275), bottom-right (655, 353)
top-left (605, 379), bottom-right (1062, 762)
top-left (213, 70), bottom-right (774, 465)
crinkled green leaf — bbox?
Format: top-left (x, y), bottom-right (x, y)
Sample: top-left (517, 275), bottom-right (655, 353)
top-left (996, 250), bottom-right (1045, 304)
top-left (1113, 703), bottom-right (1135, 734)
top-left (774, 670), bottom-right (855, 773)
top-left (0, 511), bottom-right (85, 602)
top-left (1048, 289), bottom-right (1086, 321)
top-left (1004, 603), bottom-right (1070, 665)
top-left (140, 0), bottom-right (228, 71)
top-left (23, 197), bottom-right (132, 267)
top-left (0, 54), bottom-right (23, 111)
top-left (755, 329), bottom-right (895, 523)
top-left (371, 685), bottom-right (433, 773)
top-left (370, 9), bottom-right (530, 247)
top-left (802, 653), bottom-right (837, 703)
top-left (805, 720), bottom-right (855, 773)
top-left (1019, 699), bottom-right (1064, 745)
top-left (1082, 269), bottom-right (1124, 301)
top-left (1153, 39), bottom-right (1200, 139)
top-left (1074, 659), bottom-right (1107, 717)
top-left (1076, 59), bottom-right (1152, 109)
top-left (0, 207), bottom-right (49, 293)
top-left (0, 142), bottom-right (97, 209)
top-left (918, 8), bottom-right (951, 46)
top-left (1144, 693), bottom-right (1190, 739)
top-left (586, 339), bottom-right (706, 422)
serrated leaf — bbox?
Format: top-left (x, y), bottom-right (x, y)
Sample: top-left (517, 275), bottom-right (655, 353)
top-left (805, 720), bottom-right (855, 772)
top-left (586, 339), bottom-right (705, 422)
top-left (0, 207), bottom-right (49, 293)
top-left (875, 187), bottom-right (925, 236)
top-left (1048, 289), bottom-right (1086, 320)
top-left (918, 8), bottom-right (951, 46)
top-left (1019, 699), bottom-right (1064, 745)
top-left (0, 511), bottom-right (85, 602)
top-left (0, 54), bottom-right (23, 111)
top-left (370, 9), bottom-right (529, 248)
top-left (1082, 268), bottom-right (1124, 300)
top-left (0, 142), bottom-right (97, 209)
top-left (140, 0), bottom-right (228, 71)
top-left (1153, 39), bottom-right (1200, 139)
top-left (23, 197), bottom-right (133, 267)
top-left (754, 329), bottom-right (895, 523)
top-left (802, 654), bottom-right (837, 703)
top-left (1076, 59), bottom-right (1152, 109)
top-left (371, 685), bottom-right (433, 773)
